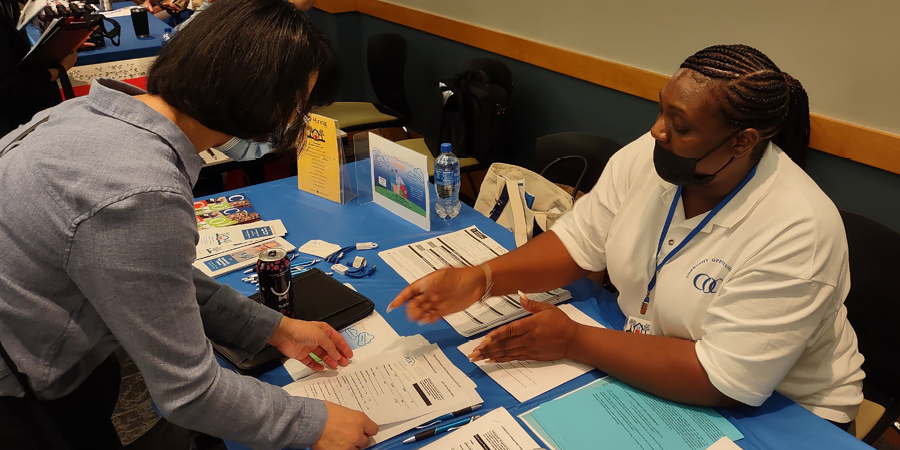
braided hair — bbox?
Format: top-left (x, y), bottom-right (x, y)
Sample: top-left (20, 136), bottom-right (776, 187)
top-left (680, 44), bottom-right (810, 168)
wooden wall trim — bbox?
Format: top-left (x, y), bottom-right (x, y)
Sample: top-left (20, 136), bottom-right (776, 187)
top-left (314, 0), bottom-right (900, 174)
top-left (313, 0), bottom-right (356, 14)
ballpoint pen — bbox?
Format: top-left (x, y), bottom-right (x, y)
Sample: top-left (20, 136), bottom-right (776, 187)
top-left (206, 149), bottom-right (217, 160)
top-left (402, 415), bottom-right (480, 444)
top-left (415, 404), bottom-right (482, 428)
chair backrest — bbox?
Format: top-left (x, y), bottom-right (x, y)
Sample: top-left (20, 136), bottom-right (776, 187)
top-left (462, 58), bottom-right (514, 96)
top-left (840, 210), bottom-right (900, 399)
top-left (367, 33), bottom-right (410, 120)
top-left (533, 132), bottom-right (622, 197)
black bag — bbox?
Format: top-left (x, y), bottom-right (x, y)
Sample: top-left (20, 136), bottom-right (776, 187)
top-left (439, 69), bottom-right (509, 162)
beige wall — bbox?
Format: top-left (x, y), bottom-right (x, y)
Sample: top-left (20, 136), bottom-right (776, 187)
top-left (384, 0), bottom-right (900, 136)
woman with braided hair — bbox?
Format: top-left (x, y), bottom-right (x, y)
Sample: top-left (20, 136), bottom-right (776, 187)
top-left (390, 44), bottom-right (865, 429)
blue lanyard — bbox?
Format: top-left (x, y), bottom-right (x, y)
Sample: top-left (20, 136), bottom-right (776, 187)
top-left (641, 165), bottom-right (759, 315)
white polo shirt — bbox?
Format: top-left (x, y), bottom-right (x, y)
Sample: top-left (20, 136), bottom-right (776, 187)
top-left (551, 132), bottom-right (865, 422)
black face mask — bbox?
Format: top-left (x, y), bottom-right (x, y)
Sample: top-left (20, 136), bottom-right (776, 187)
top-left (652, 130), bottom-right (740, 186)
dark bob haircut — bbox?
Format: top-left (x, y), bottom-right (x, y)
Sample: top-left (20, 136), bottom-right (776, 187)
top-left (146, 0), bottom-right (340, 154)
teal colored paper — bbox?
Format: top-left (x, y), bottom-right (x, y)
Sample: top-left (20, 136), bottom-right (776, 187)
top-left (520, 411), bottom-right (565, 450)
top-left (530, 378), bottom-right (743, 450)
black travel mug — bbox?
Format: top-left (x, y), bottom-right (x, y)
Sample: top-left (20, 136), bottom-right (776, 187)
top-left (130, 6), bottom-right (150, 38)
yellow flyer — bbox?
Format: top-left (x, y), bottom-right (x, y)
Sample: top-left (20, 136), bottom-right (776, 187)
top-left (297, 114), bottom-right (341, 203)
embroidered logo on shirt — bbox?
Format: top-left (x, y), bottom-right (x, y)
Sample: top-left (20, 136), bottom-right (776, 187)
top-left (686, 258), bottom-right (731, 294)
top-left (693, 274), bottom-right (723, 294)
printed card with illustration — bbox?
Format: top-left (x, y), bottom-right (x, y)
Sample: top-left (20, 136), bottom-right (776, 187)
top-left (196, 220), bottom-right (288, 259)
top-left (193, 237), bottom-right (295, 277)
top-left (194, 193), bottom-right (262, 230)
top-left (369, 133), bottom-right (430, 230)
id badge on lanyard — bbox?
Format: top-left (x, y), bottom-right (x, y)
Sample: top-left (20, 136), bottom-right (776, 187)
top-left (625, 315), bottom-right (653, 334)
top-left (626, 165), bottom-right (759, 334)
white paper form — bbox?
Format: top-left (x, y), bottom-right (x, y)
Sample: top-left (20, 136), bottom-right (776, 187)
top-left (16, 0), bottom-right (45, 29)
top-left (283, 311), bottom-right (402, 380)
top-left (196, 220), bottom-right (287, 259)
top-left (362, 338), bottom-right (483, 446)
top-left (284, 343), bottom-right (479, 425)
top-left (380, 226), bottom-right (571, 337)
top-left (419, 407), bottom-right (541, 450)
top-left (457, 304), bottom-right (604, 402)
top-left (370, 391), bottom-right (484, 446)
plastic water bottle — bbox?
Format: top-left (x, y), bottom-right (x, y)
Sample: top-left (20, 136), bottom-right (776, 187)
top-left (434, 143), bottom-right (461, 219)
top-left (161, 28), bottom-right (174, 46)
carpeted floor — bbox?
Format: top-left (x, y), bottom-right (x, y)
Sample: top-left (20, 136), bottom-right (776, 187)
top-left (111, 348), bottom-right (159, 445)
top-left (875, 436), bottom-right (900, 450)
top-left (111, 348), bottom-right (226, 450)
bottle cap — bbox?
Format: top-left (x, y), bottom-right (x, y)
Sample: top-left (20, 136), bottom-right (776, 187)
top-left (440, 143), bottom-right (452, 153)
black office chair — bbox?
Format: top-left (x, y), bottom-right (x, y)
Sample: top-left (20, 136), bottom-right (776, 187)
top-left (463, 58), bottom-right (514, 97)
top-left (397, 58), bottom-right (514, 194)
top-left (839, 210), bottom-right (900, 443)
top-left (533, 132), bottom-right (622, 200)
top-left (313, 34), bottom-right (410, 132)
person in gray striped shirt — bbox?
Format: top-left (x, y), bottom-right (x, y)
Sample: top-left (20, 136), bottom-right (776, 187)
top-left (0, 0), bottom-right (376, 448)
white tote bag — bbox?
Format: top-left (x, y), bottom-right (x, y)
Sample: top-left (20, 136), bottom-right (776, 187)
top-left (474, 163), bottom-right (574, 247)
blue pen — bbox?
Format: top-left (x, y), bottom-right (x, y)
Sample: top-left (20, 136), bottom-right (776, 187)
top-left (402, 415), bottom-right (480, 444)
top-left (415, 404), bottom-right (482, 429)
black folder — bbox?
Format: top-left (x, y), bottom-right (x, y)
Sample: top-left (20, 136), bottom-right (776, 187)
top-left (214, 268), bottom-right (375, 375)
top-left (20, 16), bottom-right (99, 70)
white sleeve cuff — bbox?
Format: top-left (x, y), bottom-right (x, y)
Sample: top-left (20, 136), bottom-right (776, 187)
top-left (548, 225), bottom-right (605, 272)
top-left (695, 340), bottom-right (769, 407)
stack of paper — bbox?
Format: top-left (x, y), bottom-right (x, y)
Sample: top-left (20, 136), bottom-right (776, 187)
top-left (418, 407), bottom-right (541, 450)
top-left (444, 288), bottom-right (571, 337)
top-left (193, 237), bottom-right (295, 277)
top-left (283, 310), bottom-right (400, 381)
top-left (195, 220), bottom-right (288, 259)
top-left (283, 337), bottom-right (483, 445)
top-left (380, 226), bottom-right (571, 337)
top-left (519, 377), bottom-right (744, 450)
top-left (458, 304), bottom-right (604, 402)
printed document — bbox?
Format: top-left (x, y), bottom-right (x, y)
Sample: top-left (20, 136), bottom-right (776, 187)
top-left (196, 220), bottom-right (287, 259)
top-left (419, 407), bottom-right (540, 450)
top-left (283, 310), bottom-right (401, 380)
top-left (380, 226), bottom-right (571, 336)
top-left (283, 343), bottom-right (479, 425)
top-left (371, 383), bottom-right (484, 445)
top-left (521, 377), bottom-right (744, 450)
top-left (193, 237), bottom-right (294, 277)
top-left (457, 304), bottom-right (603, 402)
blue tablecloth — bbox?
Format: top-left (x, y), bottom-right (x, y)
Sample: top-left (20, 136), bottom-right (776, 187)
top-left (26, 2), bottom-right (166, 66)
top-left (216, 177), bottom-right (870, 450)
top-left (79, 2), bottom-right (166, 65)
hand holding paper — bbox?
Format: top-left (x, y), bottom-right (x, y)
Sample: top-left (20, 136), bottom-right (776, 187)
top-left (284, 342), bottom-right (480, 426)
top-left (267, 318), bottom-right (352, 371)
